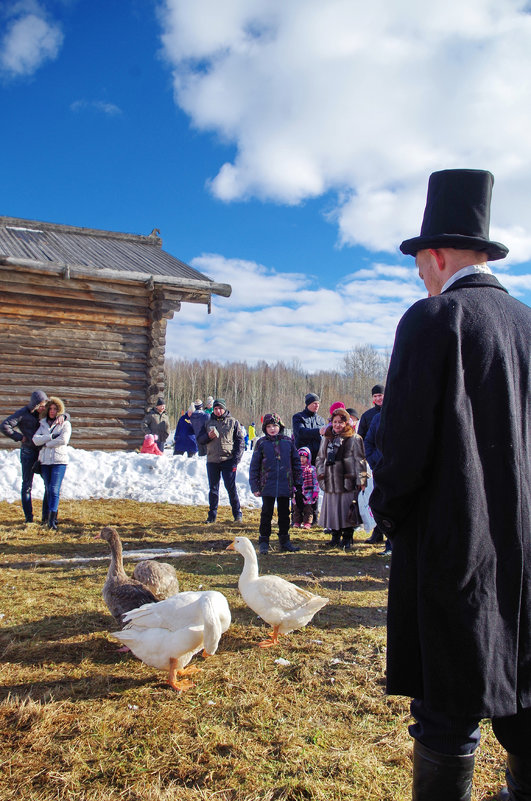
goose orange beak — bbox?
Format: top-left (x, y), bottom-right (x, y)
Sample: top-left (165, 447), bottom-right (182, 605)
top-left (226, 541), bottom-right (235, 550)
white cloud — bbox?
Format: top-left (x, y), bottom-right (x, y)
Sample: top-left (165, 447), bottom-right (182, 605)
top-left (0, 3), bottom-right (63, 78)
top-left (158, 0), bottom-right (531, 263)
top-left (70, 100), bottom-right (123, 116)
top-left (165, 253), bottom-right (425, 371)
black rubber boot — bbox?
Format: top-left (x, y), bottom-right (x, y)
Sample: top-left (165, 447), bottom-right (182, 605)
top-left (47, 511), bottom-right (58, 530)
top-left (412, 740), bottom-right (475, 801)
top-left (364, 525), bottom-right (384, 543)
top-left (498, 753), bottom-right (531, 800)
top-left (341, 529), bottom-right (354, 550)
top-left (328, 530), bottom-right (342, 548)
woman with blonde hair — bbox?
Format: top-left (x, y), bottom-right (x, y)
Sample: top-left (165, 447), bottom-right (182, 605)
top-left (316, 407), bottom-right (368, 550)
top-left (33, 396), bottom-right (71, 529)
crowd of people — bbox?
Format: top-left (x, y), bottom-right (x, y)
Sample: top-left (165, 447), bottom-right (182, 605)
top-left (1, 169), bottom-right (530, 801)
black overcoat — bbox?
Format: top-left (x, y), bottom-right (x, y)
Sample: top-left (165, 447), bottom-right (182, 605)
top-left (371, 274), bottom-right (531, 718)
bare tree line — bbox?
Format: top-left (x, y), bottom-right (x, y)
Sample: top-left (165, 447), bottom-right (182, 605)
top-left (164, 345), bottom-right (390, 429)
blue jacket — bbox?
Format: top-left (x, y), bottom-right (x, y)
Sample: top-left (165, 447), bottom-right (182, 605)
top-left (364, 414), bottom-right (382, 471)
top-left (249, 434), bottom-right (302, 498)
top-left (173, 413), bottom-right (198, 454)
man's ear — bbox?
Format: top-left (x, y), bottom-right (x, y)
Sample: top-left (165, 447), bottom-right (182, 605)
top-left (429, 248), bottom-right (445, 271)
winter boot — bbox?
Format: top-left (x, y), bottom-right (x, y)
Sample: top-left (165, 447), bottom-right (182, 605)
top-left (341, 529), bottom-right (354, 550)
top-left (328, 530), bottom-right (342, 548)
top-left (412, 740), bottom-right (475, 801)
top-left (279, 538), bottom-right (300, 552)
top-left (364, 525), bottom-right (384, 543)
top-left (47, 511), bottom-right (58, 530)
top-left (497, 753), bottom-right (531, 800)
top-left (258, 537), bottom-right (270, 555)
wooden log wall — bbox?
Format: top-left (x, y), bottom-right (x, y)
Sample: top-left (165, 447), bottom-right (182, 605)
top-left (0, 265), bottom-right (189, 451)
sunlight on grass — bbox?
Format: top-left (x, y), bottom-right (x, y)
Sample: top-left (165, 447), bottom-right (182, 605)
top-left (0, 500), bottom-right (506, 800)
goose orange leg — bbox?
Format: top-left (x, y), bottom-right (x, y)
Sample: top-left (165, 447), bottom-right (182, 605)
top-left (167, 658), bottom-right (200, 691)
top-left (258, 626), bottom-right (280, 648)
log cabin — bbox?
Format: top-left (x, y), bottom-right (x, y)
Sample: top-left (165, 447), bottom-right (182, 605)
top-left (0, 216), bottom-right (231, 450)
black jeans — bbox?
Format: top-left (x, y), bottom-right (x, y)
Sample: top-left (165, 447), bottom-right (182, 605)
top-left (410, 698), bottom-right (531, 756)
top-left (259, 496), bottom-right (290, 543)
top-left (20, 446), bottom-right (38, 521)
top-left (206, 460), bottom-right (241, 520)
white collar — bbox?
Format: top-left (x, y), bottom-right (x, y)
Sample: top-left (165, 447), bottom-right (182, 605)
top-left (441, 263), bottom-right (493, 293)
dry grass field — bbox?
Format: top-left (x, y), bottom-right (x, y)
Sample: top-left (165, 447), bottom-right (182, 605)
top-left (0, 499), bottom-right (506, 800)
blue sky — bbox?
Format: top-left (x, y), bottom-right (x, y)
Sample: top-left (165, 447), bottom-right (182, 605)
top-left (2, 0), bottom-right (531, 372)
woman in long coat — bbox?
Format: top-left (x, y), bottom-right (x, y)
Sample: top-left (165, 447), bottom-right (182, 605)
top-left (315, 408), bottom-right (367, 550)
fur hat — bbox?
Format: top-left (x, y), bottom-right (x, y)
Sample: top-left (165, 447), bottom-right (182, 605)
top-left (29, 390), bottom-right (48, 409)
top-left (400, 169), bottom-right (508, 261)
top-left (262, 413), bottom-right (284, 434)
top-left (45, 396), bottom-right (65, 417)
top-left (305, 393), bottom-right (320, 406)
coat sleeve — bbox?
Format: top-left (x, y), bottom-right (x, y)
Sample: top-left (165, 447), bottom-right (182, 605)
top-left (1, 409), bottom-right (25, 442)
top-left (291, 441), bottom-right (303, 487)
top-left (364, 416), bottom-right (381, 471)
top-left (315, 436), bottom-right (327, 487)
top-left (370, 300), bottom-right (449, 534)
top-left (249, 440), bottom-right (262, 493)
top-left (43, 420), bottom-right (72, 449)
top-left (33, 421), bottom-right (52, 446)
top-left (232, 420), bottom-right (245, 464)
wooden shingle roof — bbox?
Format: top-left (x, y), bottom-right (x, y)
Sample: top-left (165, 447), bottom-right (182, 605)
top-left (0, 216), bottom-right (231, 297)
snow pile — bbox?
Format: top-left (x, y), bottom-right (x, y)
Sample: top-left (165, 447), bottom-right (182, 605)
top-left (0, 448), bottom-right (261, 509)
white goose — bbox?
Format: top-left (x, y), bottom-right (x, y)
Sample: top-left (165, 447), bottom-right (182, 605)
top-left (227, 536), bottom-right (329, 647)
top-left (111, 590), bottom-right (231, 691)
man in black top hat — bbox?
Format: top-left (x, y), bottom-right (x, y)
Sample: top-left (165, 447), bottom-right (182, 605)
top-left (370, 169), bottom-right (531, 801)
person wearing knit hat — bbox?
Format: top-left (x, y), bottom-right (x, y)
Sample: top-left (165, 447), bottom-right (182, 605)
top-left (292, 447), bottom-right (320, 530)
top-left (369, 169), bottom-right (531, 799)
top-left (292, 393), bottom-right (326, 525)
top-left (329, 401), bottom-right (346, 417)
top-left (196, 398), bottom-right (245, 523)
top-left (141, 433), bottom-right (163, 455)
top-left (1, 389), bottom-right (50, 523)
top-left (142, 398), bottom-right (170, 453)
top-left (190, 400), bottom-right (209, 457)
top-left (173, 408), bottom-right (198, 458)
top-left (249, 413), bottom-right (303, 553)
top-left (357, 385), bottom-right (385, 440)
top-left (204, 396), bottom-right (214, 414)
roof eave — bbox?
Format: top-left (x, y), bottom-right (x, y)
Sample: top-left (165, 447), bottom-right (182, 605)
top-left (0, 255), bottom-right (232, 298)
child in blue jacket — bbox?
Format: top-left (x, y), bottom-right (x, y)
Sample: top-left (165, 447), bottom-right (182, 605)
top-left (249, 413), bottom-right (303, 555)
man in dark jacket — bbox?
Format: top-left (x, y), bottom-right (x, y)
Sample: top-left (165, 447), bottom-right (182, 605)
top-left (197, 399), bottom-right (245, 523)
top-left (1, 389), bottom-right (48, 522)
top-left (142, 398), bottom-right (170, 452)
top-left (190, 400), bottom-right (209, 457)
top-left (357, 384), bottom-right (385, 440)
top-left (370, 170), bottom-right (531, 800)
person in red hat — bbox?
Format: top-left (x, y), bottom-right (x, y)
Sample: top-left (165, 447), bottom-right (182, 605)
top-left (370, 169), bottom-right (531, 801)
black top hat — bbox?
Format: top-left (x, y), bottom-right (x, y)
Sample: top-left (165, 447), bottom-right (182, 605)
top-left (400, 169), bottom-right (508, 261)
